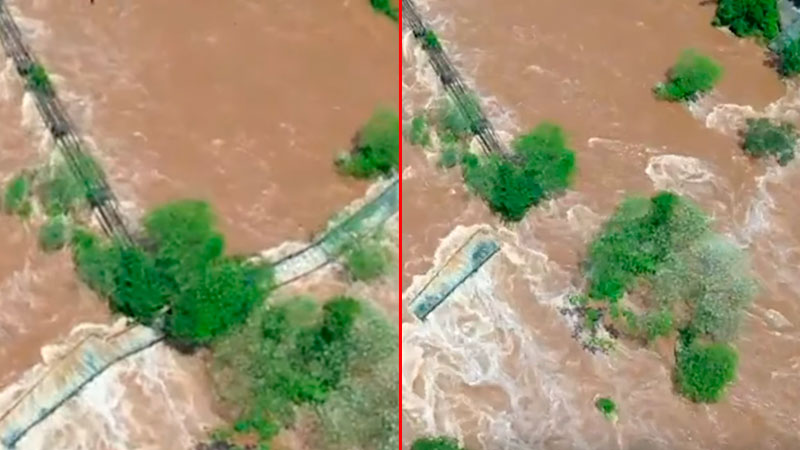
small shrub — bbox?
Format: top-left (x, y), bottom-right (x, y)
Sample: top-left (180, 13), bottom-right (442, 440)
top-left (38, 215), bottom-right (69, 252)
top-left (777, 37), bottom-right (800, 77)
top-left (3, 172), bottom-right (32, 217)
top-left (435, 95), bottom-right (483, 140)
top-left (370, 0), bottom-right (399, 21)
top-left (337, 108), bottom-right (399, 179)
top-left (641, 310), bottom-right (674, 341)
top-left (675, 341), bottom-right (739, 403)
top-left (595, 397), bottom-right (618, 421)
top-left (655, 50), bottom-right (723, 102)
top-left (423, 30), bottom-right (441, 50)
top-left (26, 63), bottom-right (53, 95)
top-left (586, 308), bottom-right (602, 331)
top-left (713, 0), bottom-right (780, 41)
top-left (343, 235), bottom-right (389, 281)
top-left (40, 163), bottom-right (86, 216)
top-left (742, 117), bottom-right (797, 166)
top-left (410, 115), bottom-right (431, 147)
top-left (412, 436), bottom-right (465, 450)
top-left (438, 142), bottom-right (460, 168)
top-left (569, 294), bottom-right (589, 306)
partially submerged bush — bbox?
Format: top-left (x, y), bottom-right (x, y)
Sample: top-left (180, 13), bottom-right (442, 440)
top-left (337, 108), bottom-right (399, 178)
top-left (410, 115), bottom-right (432, 147)
top-left (26, 63), bottom-right (53, 95)
top-left (742, 117), bottom-right (797, 166)
top-left (655, 50), bottom-right (723, 102)
top-left (40, 163), bottom-right (86, 217)
top-left (435, 95), bottom-right (483, 140)
top-left (370, 0), bottom-right (399, 21)
top-left (777, 37), bottom-right (800, 77)
top-left (38, 215), bottom-right (70, 252)
top-left (3, 172), bottom-right (32, 217)
top-left (713, 0), bottom-right (780, 41)
top-left (676, 340), bottom-right (739, 403)
top-left (461, 122), bottom-right (576, 221)
top-left (438, 142), bottom-right (461, 168)
top-left (343, 234), bottom-right (390, 281)
top-left (423, 30), bottom-right (442, 50)
top-left (412, 436), bottom-right (466, 450)
top-left (595, 397), bottom-right (618, 422)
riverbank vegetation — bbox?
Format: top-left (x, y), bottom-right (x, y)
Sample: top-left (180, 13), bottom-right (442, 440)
top-left (412, 436), bottom-right (467, 450)
top-left (3, 172), bottom-right (32, 217)
top-left (575, 192), bottom-right (755, 402)
top-left (210, 295), bottom-right (398, 449)
top-left (370, 0), bottom-right (399, 22)
top-left (654, 50), bottom-right (723, 102)
top-left (741, 117), bottom-right (797, 165)
top-left (337, 108), bottom-right (399, 179)
top-left (342, 232), bottom-right (391, 281)
top-left (713, 0), bottom-right (780, 41)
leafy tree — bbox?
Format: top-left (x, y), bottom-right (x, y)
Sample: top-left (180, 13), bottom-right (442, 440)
top-left (412, 436), bottom-right (466, 450)
top-left (742, 117), bottom-right (797, 166)
top-left (3, 172), bottom-right (32, 217)
top-left (676, 341), bottom-right (739, 403)
top-left (38, 215), bottom-right (70, 252)
top-left (337, 108), bottom-right (399, 178)
top-left (713, 0), bottom-right (780, 40)
top-left (777, 37), bottom-right (800, 77)
top-left (655, 50), bottom-right (723, 102)
top-left (111, 246), bottom-right (168, 324)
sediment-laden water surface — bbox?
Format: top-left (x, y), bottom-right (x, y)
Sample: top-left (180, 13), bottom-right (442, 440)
top-left (402, 1), bottom-right (800, 449)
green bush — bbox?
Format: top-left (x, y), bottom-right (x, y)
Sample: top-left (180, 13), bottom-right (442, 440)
top-left (40, 163), bottom-right (86, 216)
top-left (423, 30), bottom-right (442, 50)
top-left (586, 308), bottom-right (602, 331)
top-left (655, 50), bottom-right (723, 102)
top-left (435, 95), bottom-right (483, 140)
top-left (676, 341), bottom-right (739, 403)
top-left (3, 172), bottom-right (32, 217)
top-left (370, 0), bottom-right (398, 21)
top-left (462, 122), bottom-right (575, 221)
top-left (641, 310), bottom-right (674, 341)
top-left (595, 397), bottom-right (618, 421)
top-left (777, 37), bottom-right (800, 77)
top-left (38, 215), bottom-right (70, 252)
top-left (343, 235), bottom-right (389, 281)
top-left (438, 142), bottom-right (461, 168)
top-left (26, 63), bottom-right (53, 95)
top-left (410, 115), bottom-right (431, 147)
top-left (713, 0), bottom-right (780, 41)
top-left (742, 117), bottom-right (797, 166)
top-left (337, 108), bottom-right (399, 179)
top-left (412, 436), bottom-right (466, 450)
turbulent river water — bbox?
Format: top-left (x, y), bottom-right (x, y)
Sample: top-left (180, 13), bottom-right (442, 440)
top-left (0, 1), bottom-right (397, 448)
top-left (402, 1), bottom-right (800, 449)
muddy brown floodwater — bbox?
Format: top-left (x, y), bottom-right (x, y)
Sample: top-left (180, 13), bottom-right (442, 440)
top-left (0, 0), bottom-right (398, 448)
top-left (403, 0), bottom-right (800, 449)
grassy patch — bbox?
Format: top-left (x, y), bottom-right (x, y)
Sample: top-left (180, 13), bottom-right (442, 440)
top-left (337, 108), bottom-right (399, 179)
top-left (675, 340), bottom-right (739, 403)
top-left (38, 215), bottom-right (70, 252)
top-left (713, 0), bottom-right (780, 41)
top-left (3, 172), bottom-right (32, 217)
top-left (654, 50), bottom-right (723, 102)
top-left (742, 117), bottom-right (797, 166)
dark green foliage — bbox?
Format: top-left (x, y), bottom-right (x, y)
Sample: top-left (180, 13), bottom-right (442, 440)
top-left (26, 63), bottom-right (53, 95)
top-left (71, 201), bottom-right (273, 345)
top-left (38, 215), bottom-right (69, 252)
top-left (423, 30), bottom-right (441, 50)
top-left (595, 397), bottom-right (617, 421)
top-left (212, 296), bottom-right (394, 448)
top-left (742, 118), bottom-right (797, 166)
top-left (410, 115), bottom-right (431, 147)
top-left (461, 123), bottom-right (576, 221)
top-left (713, 0), bottom-right (780, 41)
top-left (3, 172), bottom-right (32, 217)
top-left (412, 436), bottom-right (465, 450)
top-left (438, 142), bottom-right (460, 168)
top-left (40, 164), bottom-right (86, 217)
top-left (337, 109), bottom-right (399, 178)
top-left (655, 50), bottom-right (723, 102)
top-left (370, 0), bottom-right (398, 21)
top-left (777, 37), bottom-right (800, 77)
top-left (343, 236), bottom-right (389, 281)
top-left (676, 341), bottom-right (739, 403)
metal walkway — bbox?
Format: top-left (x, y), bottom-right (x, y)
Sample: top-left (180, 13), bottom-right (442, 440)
top-left (0, 0), bottom-right (133, 244)
top-left (402, 0), bottom-right (507, 155)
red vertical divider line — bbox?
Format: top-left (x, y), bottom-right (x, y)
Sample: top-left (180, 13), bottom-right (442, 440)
top-left (397, 0), bottom-right (404, 447)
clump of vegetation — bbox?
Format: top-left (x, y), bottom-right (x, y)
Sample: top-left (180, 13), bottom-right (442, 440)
top-left (39, 163), bottom-right (86, 216)
top-left (776, 37), bottom-right (800, 77)
top-left (675, 339), bottom-right (739, 403)
top-left (713, 0), bottom-right (780, 41)
top-left (336, 108), bottom-right (399, 179)
top-left (435, 95), bottom-right (483, 140)
top-left (3, 172), bottom-right (32, 217)
top-left (410, 115), bottom-right (432, 147)
top-left (370, 0), bottom-right (398, 21)
top-left (654, 50), bottom-right (723, 102)
top-left (39, 215), bottom-right (70, 252)
top-left (741, 117), bottom-right (797, 166)
top-left (461, 122), bottom-right (576, 221)
top-left (72, 200), bottom-right (273, 345)
top-left (26, 63), bottom-right (53, 95)
top-left (211, 296), bottom-right (397, 449)
top-left (423, 30), bottom-right (442, 50)
top-left (595, 397), bottom-right (618, 422)
top-left (412, 436), bottom-right (466, 450)
top-left (438, 142), bottom-right (461, 168)
top-left (342, 234), bottom-right (390, 281)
